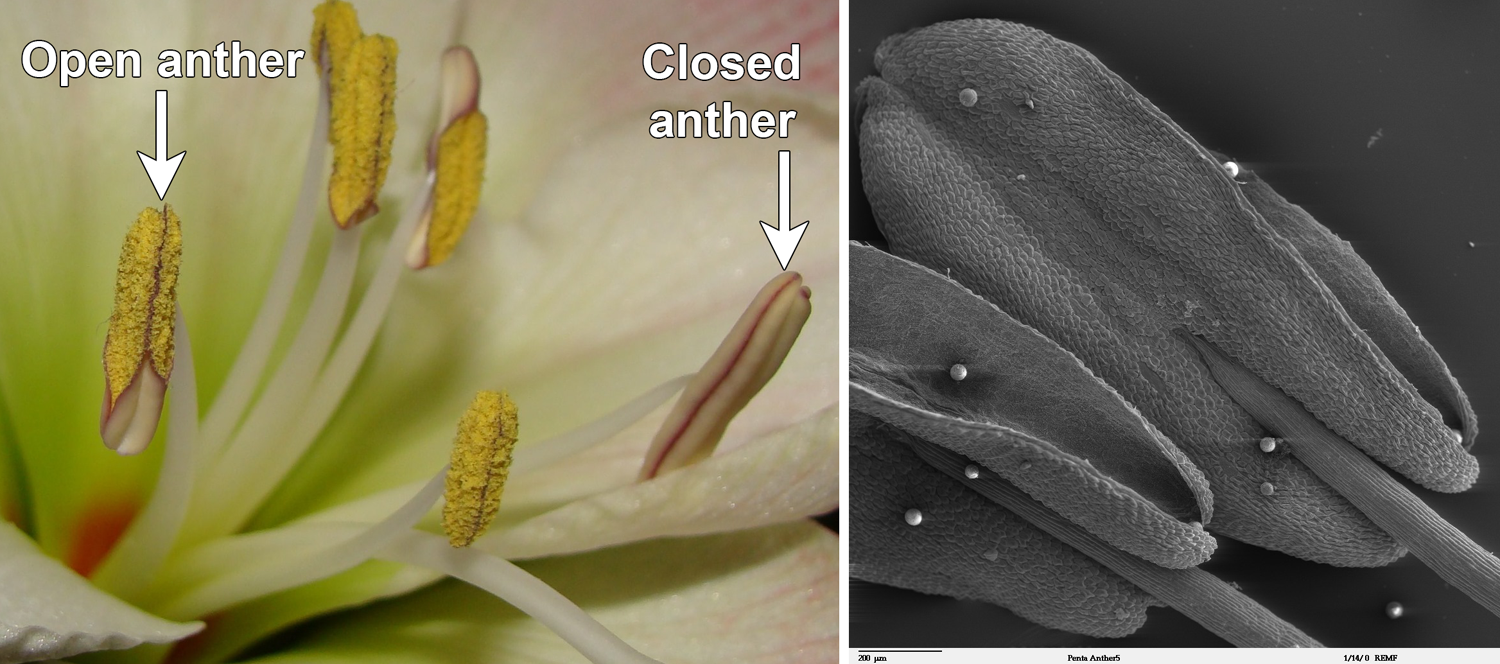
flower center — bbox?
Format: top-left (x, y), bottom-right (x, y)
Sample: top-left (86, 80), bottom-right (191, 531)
top-left (72, 2), bottom-right (813, 663)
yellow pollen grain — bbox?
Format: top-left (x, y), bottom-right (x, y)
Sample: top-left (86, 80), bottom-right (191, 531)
top-left (310, 0), bottom-right (363, 73)
top-left (103, 205), bottom-right (182, 407)
top-left (443, 390), bottom-right (518, 548)
top-left (424, 111), bottom-right (488, 266)
top-left (328, 33), bottom-right (397, 228)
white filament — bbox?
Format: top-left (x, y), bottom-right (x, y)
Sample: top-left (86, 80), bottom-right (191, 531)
top-left (92, 309), bottom-right (198, 601)
top-left (379, 530), bottom-right (662, 664)
top-left (512, 374), bottom-right (691, 474)
top-left (191, 225), bottom-right (365, 541)
top-left (152, 371), bottom-right (695, 610)
top-left (159, 469), bottom-right (446, 619)
top-left (208, 175), bottom-right (434, 537)
top-left (199, 75), bottom-right (331, 462)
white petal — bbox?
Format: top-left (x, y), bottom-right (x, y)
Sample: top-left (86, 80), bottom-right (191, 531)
top-left (236, 522), bottom-right (837, 664)
top-left (482, 407), bottom-right (837, 560)
top-left (0, 523), bottom-right (199, 664)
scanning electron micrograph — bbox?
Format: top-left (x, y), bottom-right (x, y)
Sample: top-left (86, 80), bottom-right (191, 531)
top-left (850, 5), bottom-right (1500, 649)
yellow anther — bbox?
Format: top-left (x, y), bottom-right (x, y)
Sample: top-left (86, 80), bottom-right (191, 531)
top-left (407, 46), bottom-right (487, 269)
top-left (327, 33), bottom-right (397, 229)
top-left (101, 205), bottom-right (182, 455)
top-left (638, 272), bottom-right (813, 480)
top-left (443, 390), bottom-right (518, 548)
top-left (408, 113), bottom-right (487, 268)
top-left (310, 0), bottom-right (363, 73)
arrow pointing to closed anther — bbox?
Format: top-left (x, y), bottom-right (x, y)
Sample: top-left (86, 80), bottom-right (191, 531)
top-left (137, 89), bottom-right (186, 200)
top-left (759, 150), bottom-right (809, 270)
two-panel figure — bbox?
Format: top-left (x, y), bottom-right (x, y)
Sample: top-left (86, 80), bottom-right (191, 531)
top-left (1, 2), bottom-right (1498, 663)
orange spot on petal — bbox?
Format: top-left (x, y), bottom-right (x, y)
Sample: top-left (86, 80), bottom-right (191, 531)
top-left (67, 498), bottom-right (139, 578)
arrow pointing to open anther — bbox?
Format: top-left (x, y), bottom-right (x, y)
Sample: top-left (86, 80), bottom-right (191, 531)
top-left (759, 150), bottom-right (809, 270)
top-left (137, 89), bottom-right (186, 200)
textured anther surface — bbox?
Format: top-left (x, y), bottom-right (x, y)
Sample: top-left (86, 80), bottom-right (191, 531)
top-left (852, 243), bottom-right (1211, 520)
top-left (850, 243), bottom-right (1213, 568)
top-left (850, 412), bottom-right (1158, 638)
top-left (852, 379), bottom-right (1214, 570)
top-left (423, 112), bottom-right (488, 267)
top-left (856, 18), bottom-right (1472, 565)
top-left (310, 0), bottom-right (362, 72)
top-left (328, 34), bottom-right (397, 228)
top-left (1229, 155), bottom-right (1478, 450)
top-left (103, 205), bottom-right (181, 407)
top-left (443, 390), bottom-right (518, 548)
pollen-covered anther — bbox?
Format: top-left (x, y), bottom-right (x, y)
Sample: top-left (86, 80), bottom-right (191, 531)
top-left (309, 0), bottom-right (362, 74)
top-left (443, 390), bottom-right (519, 548)
top-left (638, 271), bottom-right (813, 480)
top-left (407, 46), bottom-right (487, 269)
top-left (101, 205), bottom-right (183, 456)
top-left (327, 33), bottom-right (397, 229)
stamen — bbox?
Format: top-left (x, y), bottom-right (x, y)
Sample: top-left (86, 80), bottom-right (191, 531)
top-left (328, 34), bottom-right (398, 228)
top-left (407, 46), bottom-right (487, 269)
top-left (157, 373), bottom-right (692, 600)
top-left (101, 204), bottom-right (182, 455)
top-left (444, 391), bottom-right (519, 548)
top-left (153, 386), bottom-right (665, 663)
top-left (92, 309), bottom-right (197, 601)
top-left (161, 392), bottom-right (513, 622)
top-left (379, 530), bottom-right (663, 664)
top-left (638, 272), bottom-right (812, 480)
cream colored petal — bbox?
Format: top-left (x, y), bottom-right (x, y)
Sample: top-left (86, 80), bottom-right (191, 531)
top-left (457, 0), bottom-right (837, 228)
top-left (235, 522), bottom-right (836, 664)
top-left (0, 523), bottom-right (200, 664)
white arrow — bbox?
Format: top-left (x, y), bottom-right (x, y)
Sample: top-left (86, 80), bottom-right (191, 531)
top-left (759, 150), bottom-right (809, 271)
top-left (137, 89), bottom-right (186, 200)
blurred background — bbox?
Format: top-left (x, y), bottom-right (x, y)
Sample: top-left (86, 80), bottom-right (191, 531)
top-left (848, 0), bottom-right (1500, 648)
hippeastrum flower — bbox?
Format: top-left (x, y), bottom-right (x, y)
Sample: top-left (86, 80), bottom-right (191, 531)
top-left (0, 1), bottom-right (837, 662)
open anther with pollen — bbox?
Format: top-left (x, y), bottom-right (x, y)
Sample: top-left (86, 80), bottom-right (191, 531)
top-left (101, 204), bottom-right (183, 455)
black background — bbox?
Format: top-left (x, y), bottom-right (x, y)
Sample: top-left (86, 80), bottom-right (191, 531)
top-left (849, 0), bottom-right (1500, 648)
